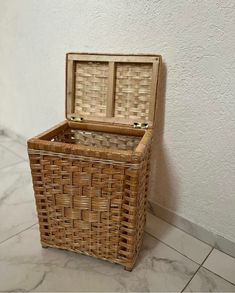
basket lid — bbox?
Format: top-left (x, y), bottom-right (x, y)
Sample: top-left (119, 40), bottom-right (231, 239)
top-left (66, 53), bottom-right (161, 128)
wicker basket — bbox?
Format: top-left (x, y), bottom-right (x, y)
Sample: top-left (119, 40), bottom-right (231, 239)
top-left (28, 53), bottom-right (161, 271)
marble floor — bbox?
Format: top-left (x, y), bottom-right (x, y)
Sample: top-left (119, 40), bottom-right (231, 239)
top-left (0, 132), bottom-right (235, 292)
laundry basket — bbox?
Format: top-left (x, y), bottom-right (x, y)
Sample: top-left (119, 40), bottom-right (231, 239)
top-left (28, 53), bottom-right (161, 271)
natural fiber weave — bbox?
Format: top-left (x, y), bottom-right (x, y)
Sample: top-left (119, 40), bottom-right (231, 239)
top-left (115, 63), bottom-right (152, 121)
top-left (73, 60), bottom-right (154, 124)
top-left (51, 128), bottom-right (141, 151)
top-left (75, 62), bottom-right (108, 117)
top-left (28, 128), bottom-right (151, 270)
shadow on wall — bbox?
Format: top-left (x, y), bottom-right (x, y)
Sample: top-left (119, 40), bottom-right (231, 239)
top-left (148, 61), bottom-right (179, 220)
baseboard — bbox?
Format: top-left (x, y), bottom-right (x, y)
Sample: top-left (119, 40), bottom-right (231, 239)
top-left (148, 200), bottom-right (235, 258)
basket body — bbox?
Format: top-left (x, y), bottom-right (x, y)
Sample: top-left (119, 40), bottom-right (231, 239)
top-left (28, 121), bottom-right (152, 270)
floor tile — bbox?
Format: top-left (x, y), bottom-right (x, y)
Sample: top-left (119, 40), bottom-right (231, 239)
top-left (203, 249), bottom-right (235, 285)
top-left (0, 134), bottom-right (12, 142)
top-left (146, 212), bottom-right (212, 264)
top-left (0, 145), bottom-right (23, 169)
top-left (0, 161), bottom-right (37, 242)
top-left (0, 135), bottom-right (28, 161)
top-left (184, 267), bottom-right (235, 292)
top-left (148, 201), bottom-right (218, 248)
top-left (0, 227), bottom-right (199, 292)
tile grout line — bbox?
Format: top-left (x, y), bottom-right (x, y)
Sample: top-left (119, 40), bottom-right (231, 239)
top-left (181, 247), bottom-right (214, 292)
top-left (1, 130), bottom-right (26, 144)
top-left (0, 223), bottom-right (37, 246)
top-left (145, 231), bottom-right (202, 265)
top-left (200, 266), bottom-right (235, 287)
top-left (148, 226), bottom-right (235, 289)
top-left (147, 208), bottom-right (214, 248)
top-left (0, 159), bottom-right (26, 171)
top-left (0, 141), bottom-right (27, 161)
top-left (148, 210), bottom-right (235, 264)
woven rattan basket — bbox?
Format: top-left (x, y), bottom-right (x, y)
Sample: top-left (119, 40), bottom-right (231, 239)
top-left (28, 53), bottom-right (161, 271)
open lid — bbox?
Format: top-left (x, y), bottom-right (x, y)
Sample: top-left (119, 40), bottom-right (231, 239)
top-left (66, 53), bottom-right (161, 128)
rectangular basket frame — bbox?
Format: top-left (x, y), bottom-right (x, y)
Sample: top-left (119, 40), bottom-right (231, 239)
top-left (28, 121), bottom-right (152, 270)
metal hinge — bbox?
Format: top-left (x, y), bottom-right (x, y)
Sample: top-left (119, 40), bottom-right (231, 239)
top-left (70, 116), bottom-right (148, 129)
top-left (70, 116), bottom-right (84, 122)
top-left (133, 122), bottom-right (149, 129)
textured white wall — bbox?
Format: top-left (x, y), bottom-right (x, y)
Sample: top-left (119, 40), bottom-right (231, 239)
top-left (0, 0), bottom-right (235, 241)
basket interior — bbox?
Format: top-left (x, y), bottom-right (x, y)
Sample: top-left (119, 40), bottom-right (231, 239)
top-left (50, 127), bottom-right (142, 151)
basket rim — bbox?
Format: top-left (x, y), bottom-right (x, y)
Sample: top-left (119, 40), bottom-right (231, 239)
top-left (27, 121), bottom-right (152, 163)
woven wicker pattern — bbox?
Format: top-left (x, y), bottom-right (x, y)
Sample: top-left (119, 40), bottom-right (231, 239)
top-left (73, 60), bottom-right (154, 123)
top-left (29, 146), bottom-right (150, 269)
top-left (51, 128), bottom-right (141, 151)
top-left (75, 62), bottom-right (108, 117)
top-left (115, 63), bottom-right (152, 121)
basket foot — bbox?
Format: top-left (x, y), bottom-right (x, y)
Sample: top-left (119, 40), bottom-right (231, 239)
top-left (41, 244), bottom-right (49, 248)
top-left (124, 266), bottom-right (133, 272)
